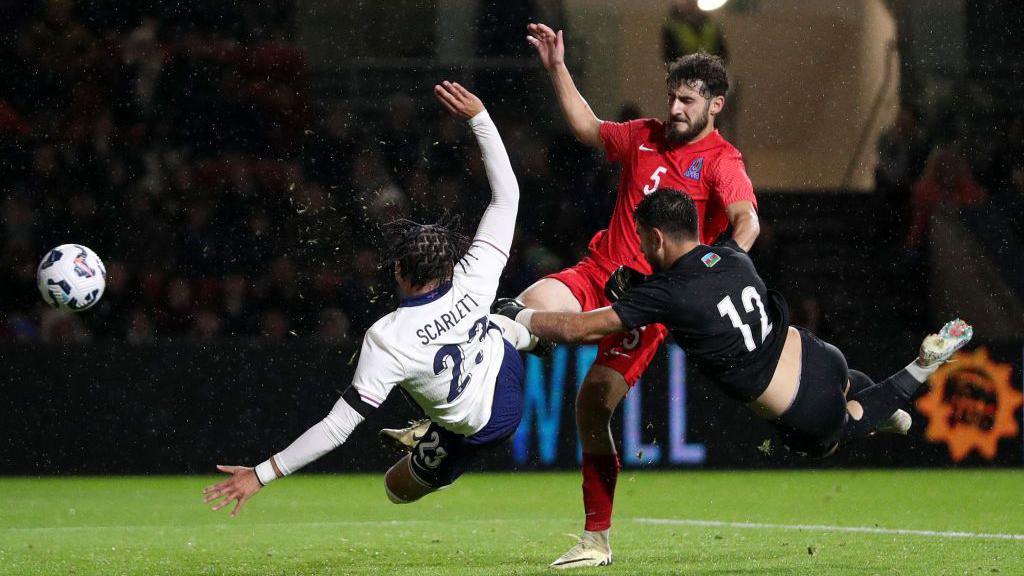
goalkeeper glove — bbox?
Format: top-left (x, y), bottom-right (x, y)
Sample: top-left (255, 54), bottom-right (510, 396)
top-left (604, 266), bottom-right (647, 303)
top-left (491, 297), bottom-right (527, 323)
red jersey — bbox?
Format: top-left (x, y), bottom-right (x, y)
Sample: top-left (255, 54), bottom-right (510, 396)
top-left (590, 119), bottom-right (756, 275)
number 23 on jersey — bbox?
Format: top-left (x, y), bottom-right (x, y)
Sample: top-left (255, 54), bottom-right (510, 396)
top-left (432, 316), bottom-right (490, 402)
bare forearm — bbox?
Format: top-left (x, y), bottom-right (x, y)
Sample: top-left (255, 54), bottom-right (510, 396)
top-left (548, 64), bottom-right (602, 148)
top-left (530, 311), bottom-right (590, 343)
top-left (731, 210), bottom-right (760, 252)
top-left (525, 308), bottom-right (623, 344)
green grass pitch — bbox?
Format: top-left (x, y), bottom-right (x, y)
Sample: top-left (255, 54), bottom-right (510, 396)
top-left (1, 470), bottom-right (1021, 575)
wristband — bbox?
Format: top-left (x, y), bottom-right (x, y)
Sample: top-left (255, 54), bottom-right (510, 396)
top-left (254, 459), bottom-right (278, 486)
top-left (516, 308), bottom-right (535, 331)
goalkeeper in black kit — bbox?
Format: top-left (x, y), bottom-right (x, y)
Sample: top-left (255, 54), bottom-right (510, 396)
top-left (495, 189), bottom-right (973, 457)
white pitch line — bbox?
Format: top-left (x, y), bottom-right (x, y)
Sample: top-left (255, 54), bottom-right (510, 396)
top-left (634, 518), bottom-right (1024, 541)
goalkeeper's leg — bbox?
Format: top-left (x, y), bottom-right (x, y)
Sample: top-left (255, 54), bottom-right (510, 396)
top-left (843, 319), bottom-right (973, 440)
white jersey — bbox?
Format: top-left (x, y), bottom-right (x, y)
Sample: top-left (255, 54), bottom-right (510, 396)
top-left (255, 109), bottom-right (520, 483)
top-left (350, 110), bottom-right (517, 434)
top-left (351, 236), bottom-right (508, 435)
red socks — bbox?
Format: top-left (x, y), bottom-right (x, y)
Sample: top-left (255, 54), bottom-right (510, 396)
top-left (582, 452), bottom-right (621, 531)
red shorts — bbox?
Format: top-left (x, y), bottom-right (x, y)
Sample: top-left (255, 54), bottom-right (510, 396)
top-left (545, 256), bottom-right (668, 386)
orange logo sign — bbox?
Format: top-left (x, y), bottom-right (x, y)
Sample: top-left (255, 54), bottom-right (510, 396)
top-left (915, 348), bottom-right (1022, 462)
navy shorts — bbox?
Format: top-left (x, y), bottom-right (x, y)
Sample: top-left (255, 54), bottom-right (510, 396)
top-left (409, 339), bottom-right (524, 489)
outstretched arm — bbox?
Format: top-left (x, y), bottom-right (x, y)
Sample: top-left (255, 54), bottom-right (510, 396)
top-left (435, 81), bottom-right (519, 282)
top-left (202, 392), bottom-right (370, 516)
top-left (519, 306), bottom-right (625, 343)
top-left (527, 23), bottom-right (603, 149)
top-left (495, 271), bottom-right (669, 343)
top-left (256, 390), bottom-right (371, 483)
top-left (204, 331), bottom-right (401, 517)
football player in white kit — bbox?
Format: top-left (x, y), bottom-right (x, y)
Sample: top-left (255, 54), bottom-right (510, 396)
top-left (204, 81), bottom-right (533, 515)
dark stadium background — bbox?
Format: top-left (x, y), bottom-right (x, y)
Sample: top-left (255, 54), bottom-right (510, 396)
top-left (1, 0), bottom-right (1021, 474)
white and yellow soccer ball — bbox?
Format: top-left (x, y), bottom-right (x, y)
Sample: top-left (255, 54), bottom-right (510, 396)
top-left (36, 244), bottom-right (107, 312)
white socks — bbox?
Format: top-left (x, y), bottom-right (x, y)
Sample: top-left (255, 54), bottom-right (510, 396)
top-left (905, 360), bottom-right (939, 383)
top-left (582, 529), bottom-right (610, 549)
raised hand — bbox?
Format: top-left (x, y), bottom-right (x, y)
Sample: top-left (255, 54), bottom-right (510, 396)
top-left (202, 464), bottom-right (262, 517)
top-left (434, 81), bottom-right (485, 119)
top-left (526, 23), bottom-right (565, 70)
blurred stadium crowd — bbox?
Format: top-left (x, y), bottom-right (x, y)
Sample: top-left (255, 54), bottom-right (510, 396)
top-left (876, 102), bottom-right (1024, 253)
top-left (0, 0), bottom-right (605, 343)
top-left (1, 1), bottom-right (1021, 343)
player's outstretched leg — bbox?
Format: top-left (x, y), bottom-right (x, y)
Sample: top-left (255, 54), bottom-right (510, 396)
top-left (844, 319), bottom-right (973, 439)
top-left (847, 370), bottom-right (912, 435)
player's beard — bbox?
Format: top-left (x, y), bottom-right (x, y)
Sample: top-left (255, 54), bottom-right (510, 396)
top-left (665, 102), bottom-right (710, 145)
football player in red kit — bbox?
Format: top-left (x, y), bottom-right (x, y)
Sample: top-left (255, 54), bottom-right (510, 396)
top-left (523, 23), bottom-right (760, 568)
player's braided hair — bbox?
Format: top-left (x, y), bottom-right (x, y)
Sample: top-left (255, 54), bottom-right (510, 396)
top-left (666, 52), bottom-right (730, 99)
top-left (383, 214), bottom-right (469, 289)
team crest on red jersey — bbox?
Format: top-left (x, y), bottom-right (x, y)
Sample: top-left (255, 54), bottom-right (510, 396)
top-left (684, 157), bottom-right (704, 181)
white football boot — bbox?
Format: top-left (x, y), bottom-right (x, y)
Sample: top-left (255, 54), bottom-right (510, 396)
top-left (876, 408), bottom-right (912, 435)
top-left (874, 320), bottom-right (972, 437)
top-left (549, 531), bottom-right (612, 570)
top-left (917, 318), bottom-right (974, 368)
top-left (379, 419), bottom-right (431, 451)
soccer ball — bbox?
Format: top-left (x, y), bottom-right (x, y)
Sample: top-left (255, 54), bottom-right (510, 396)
top-left (37, 244), bottom-right (107, 312)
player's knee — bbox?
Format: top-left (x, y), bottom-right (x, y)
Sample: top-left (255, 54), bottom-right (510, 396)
top-left (846, 400), bottom-right (864, 421)
top-left (575, 394), bottom-right (613, 428)
top-left (517, 288), bottom-right (542, 309)
top-left (576, 381), bottom-right (620, 431)
top-left (578, 368), bottom-right (627, 408)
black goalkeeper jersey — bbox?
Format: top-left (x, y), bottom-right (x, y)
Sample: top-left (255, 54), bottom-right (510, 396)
top-left (612, 243), bottom-right (790, 402)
